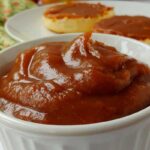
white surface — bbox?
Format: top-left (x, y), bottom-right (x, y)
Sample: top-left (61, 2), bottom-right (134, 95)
top-left (0, 33), bottom-right (150, 150)
top-left (5, 0), bottom-right (150, 42)
top-left (0, 144), bottom-right (2, 150)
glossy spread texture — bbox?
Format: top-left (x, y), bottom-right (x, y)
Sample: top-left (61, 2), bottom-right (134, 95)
top-left (44, 2), bottom-right (112, 19)
top-left (0, 33), bottom-right (150, 125)
top-left (94, 16), bottom-right (150, 40)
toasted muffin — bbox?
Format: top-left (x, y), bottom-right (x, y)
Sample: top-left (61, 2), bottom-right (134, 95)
top-left (93, 15), bottom-right (150, 44)
top-left (43, 2), bottom-right (114, 33)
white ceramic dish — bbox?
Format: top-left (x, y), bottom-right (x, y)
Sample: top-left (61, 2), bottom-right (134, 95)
top-left (0, 144), bottom-right (2, 150)
top-left (5, 0), bottom-right (150, 42)
top-left (0, 33), bottom-right (150, 150)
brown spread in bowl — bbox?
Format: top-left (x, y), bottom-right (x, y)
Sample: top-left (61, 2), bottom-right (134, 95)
top-left (0, 33), bottom-right (150, 125)
top-left (93, 16), bottom-right (150, 40)
top-left (44, 2), bottom-right (113, 19)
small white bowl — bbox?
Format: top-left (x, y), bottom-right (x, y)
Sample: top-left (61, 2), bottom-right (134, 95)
top-left (0, 33), bottom-right (150, 150)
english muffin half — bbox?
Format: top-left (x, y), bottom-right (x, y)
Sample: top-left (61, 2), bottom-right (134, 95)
top-left (93, 15), bottom-right (150, 44)
top-left (43, 2), bottom-right (114, 33)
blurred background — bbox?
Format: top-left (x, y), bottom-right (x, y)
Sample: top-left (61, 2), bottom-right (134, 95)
top-left (0, 0), bottom-right (149, 51)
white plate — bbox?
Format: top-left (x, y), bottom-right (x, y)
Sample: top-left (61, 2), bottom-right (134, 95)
top-left (5, 1), bottom-right (150, 42)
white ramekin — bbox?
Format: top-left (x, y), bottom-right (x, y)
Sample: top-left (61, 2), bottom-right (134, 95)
top-left (0, 33), bottom-right (150, 150)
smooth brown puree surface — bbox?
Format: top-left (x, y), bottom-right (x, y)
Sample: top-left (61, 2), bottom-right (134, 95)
top-left (0, 33), bottom-right (150, 125)
top-left (94, 16), bottom-right (150, 40)
top-left (45, 2), bottom-right (112, 19)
